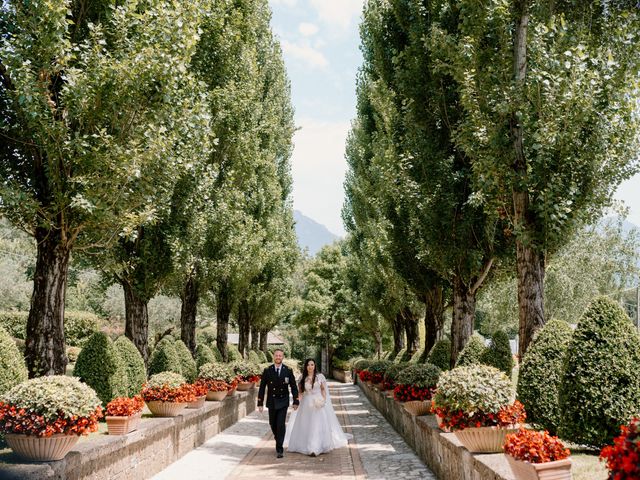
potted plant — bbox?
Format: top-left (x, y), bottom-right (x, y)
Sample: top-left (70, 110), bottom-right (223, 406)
top-left (367, 360), bottom-right (392, 386)
top-left (198, 363), bottom-right (234, 400)
top-left (353, 359), bottom-right (372, 380)
top-left (0, 376), bottom-right (102, 461)
top-left (187, 381), bottom-right (209, 409)
top-left (393, 363), bottom-right (441, 416)
top-left (504, 428), bottom-right (572, 480)
top-left (141, 372), bottom-right (196, 417)
top-left (381, 362), bottom-right (409, 394)
top-left (105, 395), bottom-right (145, 435)
top-left (230, 361), bottom-right (262, 391)
top-left (432, 364), bottom-right (525, 452)
top-left (600, 417), bottom-right (640, 480)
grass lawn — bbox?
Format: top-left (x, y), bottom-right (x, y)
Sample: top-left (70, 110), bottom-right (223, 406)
top-left (572, 449), bottom-right (608, 480)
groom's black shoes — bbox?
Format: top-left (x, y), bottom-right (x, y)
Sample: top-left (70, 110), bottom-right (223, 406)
top-left (277, 452), bottom-right (284, 458)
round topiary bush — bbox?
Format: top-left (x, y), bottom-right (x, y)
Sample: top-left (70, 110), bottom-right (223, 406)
top-left (174, 340), bottom-right (197, 383)
top-left (383, 362), bottom-right (410, 384)
top-left (428, 339), bottom-right (451, 371)
top-left (0, 326), bottom-right (27, 395)
top-left (455, 333), bottom-right (487, 367)
top-left (113, 336), bottom-right (147, 396)
top-left (210, 344), bottom-right (223, 362)
top-left (73, 332), bottom-right (128, 406)
top-left (248, 350), bottom-right (261, 364)
top-left (480, 330), bottom-right (513, 376)
top-left (146, 371), bottom-right (187, 389)
top-left (367, 360), bottom-right (392, 382)
top-left (226, 344), bottom-right (242, 362)
top-left (353, 358), bottom-right (372, 371)
top-left (257, 350), bottom-right (268, 363)
top-left (517, 320), bottom-right (572, 435)
top-left (148, 337), bottom-right (183, 377)
top-left (559, 297), bottom-right (640, 448)
top-left (195, 344), bottom-right (216, 369)
top-left (395, 363), bottom-right (442, 389)
top-left (196, 326), bottom-right (217, 345)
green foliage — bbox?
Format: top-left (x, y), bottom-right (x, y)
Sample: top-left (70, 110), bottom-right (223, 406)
top-left (395, 363), bottom-right (441, 388)
top-left (174, 340), bottom-right (197, 383)
top-left (66, 347), bottom-right (81, 364)
top-left (455, 334), bottom-right (487, 367)
top-left (393, 348), bottom-right (407, 363)
top-left (0, 326), bottom-right (27, 396)
top-left (148, 337), bottom-right (183, 377)
top-left (332, 358), bottom-right (350, 371)
top-left (367, 360), bottom-right (392, 375)
top-left (2, 375), bottom-right (101, 420)
top-left (198, 363), bottom-right (235, 383)
top-left (480, 331), bottom-right (513, 376)
top-left (0, 311), bottom-right (27, 340)
top-left (195, 344), bottom-right (216, 370)
top-left (353, 359), bottom-right (372, 371)
top-left (147, 372), bottom-right (186, 390)
top-left (428, 340), bottom-right (451, 371)
top-left (0, 310), bottom-right (99, 346)
top-left (73, 332), bottom-right (127, 406)
top-left (229, 361), bottom-right (261, 379)
top-left (248, 350), bottom-right (261, 364)
top-left (434, 365), bottom-right (514, 414)
top-left (517, 320), bottom-right (573, 435)
top-left (211, 345), bottom-right (223, 362)
top-left (227, 344), bottom-right (242, 362)
top-left (256, 350), bottom-right (268, 363)
top-left (410, 348), bottom-right (424, 363)
top-left (383, 362), bottom-right (409, 383)
top-left (113, 336), bottom-right (147, 397)
top-left (559, 297), bottom-right (640, 448)
top-left (197, 327), bottom-right (217, 346)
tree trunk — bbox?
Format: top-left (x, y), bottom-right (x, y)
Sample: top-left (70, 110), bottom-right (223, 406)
top-left (237, 299), bottom-right (250, 358)
top-left (216, 284), bottom-right (232, 361)
top-left (25, 227), bottom-right (71, 377)
top-left (250, 324), bottom-right (259, 350)
top-left (450, 276), bottom-right (476, 367)
top-left (123, 280), bottom-right (150, 365)
top-left (403, 307), bottom-right (420, 357)
top-left (390, 314), bottom-right (405, 356)
top-left (259, 328), bottom-right (268, 352)
top-left (374, 330), bottom-right (382, 359)
top-left (512, 0), bottom-right (543, 358)
top-left (180, 268), bottom-right (199, 356)
top-left (423, 285), bottom-right (445, 356)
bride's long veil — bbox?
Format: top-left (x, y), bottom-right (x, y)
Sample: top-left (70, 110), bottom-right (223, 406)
top-left (322, 378), bottom-right (353, 442)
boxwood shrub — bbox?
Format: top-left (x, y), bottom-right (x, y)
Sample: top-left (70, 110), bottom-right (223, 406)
top-left (395, 363), bottom-right (441, 389)
top-left (0, 326), bottom-right (27, 395)
top-left (195, 344), bottom-right (216, 369)
top-left (73, 332), bottom-right (128, 405)
top-left (559, 297), bottom-right (640, 448)
top-left (148, 337), bottom-right (183, 377)
top-left (517, 320), bottom-right (572, 435)
top-left (428, 339), bottom-right (451, 371)
top-left (113, 336), bottom-right (147, 396)
top-left (227, 344), bottom-right (242, 362)
top-left (480, 330), bottom-right (513, 376)
top-left (383, 362), bottom-right (410, 383)
top-left (0, 310), bottom-right (99, 346)
top-left (455, 333), bottom-right (486, 367)
top-left (248, 350), bottom-right (262, 364)
top-left (174, 340), bottom-right (197, 383)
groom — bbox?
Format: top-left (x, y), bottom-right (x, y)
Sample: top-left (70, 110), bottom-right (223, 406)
top-left (257, 349), bottom-right (299, 458)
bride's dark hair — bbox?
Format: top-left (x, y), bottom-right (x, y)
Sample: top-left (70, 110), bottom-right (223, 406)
top-left (299, 358), bottom-right (319, 393)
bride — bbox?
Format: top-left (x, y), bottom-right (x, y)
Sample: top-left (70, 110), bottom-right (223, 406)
top-left (285, 358), bottom-right (351, 456)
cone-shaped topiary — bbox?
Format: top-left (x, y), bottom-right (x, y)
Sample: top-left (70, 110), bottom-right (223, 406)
top-left (0, 326), bottom-right (27, 395)
top-left (248, 350), bottom-right (261, 364)
top-left (559, 297), bottom-right (640, 448)
top-left (428, 339), bottom-right (451, 371)
top-left (517, 320), bottom-right (572, 435)
top-left (148, 337), bottom-right (183, 377)
top-left (257, 350), bottom-right (268, 363)
top-left (227, 344), bottom-right (242, 362)
top-left (455, 333), bottom-right (487, 367)
top-left (174, 340), bottom-right (197, 383)
top-left (480, 330), bottom-right (513, 376)
top-left (73, 332), bottom-right (128, 406)
top-left (195, 344), bottom-right (216, 369)
top-left (211, 344), bottom-right (223, 362)
top-left (113, 336), bottom-right (147, 397)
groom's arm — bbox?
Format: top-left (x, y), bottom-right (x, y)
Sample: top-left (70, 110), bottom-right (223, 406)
top-left (257, 368), bottom-right (268, 408)
top-left (289, 369), bottom-right (299, 407)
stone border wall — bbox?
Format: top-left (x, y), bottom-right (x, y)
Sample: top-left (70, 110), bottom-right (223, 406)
top-left (357, 379), bottom-right (515, 480)
top-left (1, 389), bottom-right (258, 480)
top-left (331, 368), bottom-right (352, 383)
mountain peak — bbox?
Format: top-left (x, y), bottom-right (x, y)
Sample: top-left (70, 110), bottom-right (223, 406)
top-left (293, 210), bottom-right (340, 256)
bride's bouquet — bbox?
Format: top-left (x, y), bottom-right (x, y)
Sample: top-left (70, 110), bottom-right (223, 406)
top-left (313, 397), bottom-right (326, 409)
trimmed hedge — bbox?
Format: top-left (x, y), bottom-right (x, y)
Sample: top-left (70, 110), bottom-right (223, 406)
top-left (0, 310), bottom-right (99, 346)
top-left (195, 344), bottom-right (216, 369)
top-left (517, 320), bottom-right (572, 435)
top-left (73, 332), bottom-right (128, 406)
top-left (0, 326), bottom-right (27, 395)
top-left (257, 350), bottom-right (268, 363)
top-left (148, 337), bottom-right (183, 377)
top-left (248, 350), bottom-right (261, 364)
top-left (113, 336), bottom-right (147, 397)
top-left (480, 330), bottom-right (513, 376)
top-left (455, 333), bottom-right (486, 367)
top-left (211, 344), bottom-right (223, 362)
top-left (174, 340), bottom-right (197, 383)
top-left (395, 363), bottom-right (441, 388)
top-left (383, 362), bottom-right (409, 383)
top-left (197, 326), bottom-right (217, 345)
top-left (227, 344), bottom-right (242, 362)
top-left (559, 297), bottom-right (640, 448)
top-left (0, 311), bottom-right (27, 339)
top-left (428, 339), bottom-right (451, 371)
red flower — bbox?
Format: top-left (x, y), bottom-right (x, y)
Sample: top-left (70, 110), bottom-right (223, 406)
top-left (504, 428), bottom-right (570, 464)
top-left (433, 401), bottom-right (526, 431)
top-left (196, 378), bottom-right (229, 392)
top-left (106, 396), bottom-right (145, 417)
top-left (141, 383), bottom-right (197, 403)
top-left (600, 418), bottom-right (640, 480)
top-left (0, 401), bottom-right (103, 437)
top-left (392, 384), bottom-right (436, 402)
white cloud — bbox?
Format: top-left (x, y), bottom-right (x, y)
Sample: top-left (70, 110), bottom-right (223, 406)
top-left (291, 118), bottom-right (350, 236)
top-left (298, 22), bottom-right (319, 37)
top-left (270, 0), bottom-right (297, 6)
top-left (309, 0), bottom-right (364, 30)
top-left (281, 40), bottom-right (329, 69)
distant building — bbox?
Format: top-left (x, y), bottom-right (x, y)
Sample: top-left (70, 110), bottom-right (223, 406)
top-left (226, 332), bottom-right (285, 345)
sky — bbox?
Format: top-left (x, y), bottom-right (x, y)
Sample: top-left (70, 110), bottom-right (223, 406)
top-left (268, 0), bottom-right (640, 237)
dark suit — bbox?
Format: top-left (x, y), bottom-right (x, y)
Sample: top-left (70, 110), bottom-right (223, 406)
top-left (257, 364), bottom-right (299, 454)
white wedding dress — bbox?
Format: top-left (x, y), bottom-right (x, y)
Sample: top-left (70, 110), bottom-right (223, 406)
top-left (285, 373), bottom-right (352, 455)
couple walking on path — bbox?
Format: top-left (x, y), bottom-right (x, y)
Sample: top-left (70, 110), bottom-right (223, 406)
top-left (257, 349), bottom-right (352, 458)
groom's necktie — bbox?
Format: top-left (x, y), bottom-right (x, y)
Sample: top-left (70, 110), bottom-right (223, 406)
top-left (276, 367), bottom-right (280, 377)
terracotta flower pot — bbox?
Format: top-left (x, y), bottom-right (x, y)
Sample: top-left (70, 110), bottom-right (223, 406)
top-left (187, 395), bottom-right (207, 409)
top-left (146, 400), bottom-right (188, 417)
top-left (506, 455), bottom-right (572, 480)
top-left (5, 433), bottom-right (79, 461)
top-left (236, 381), bottom-right (252, 391)
top-left (403, 400), bottom-right (432, 416)
top-left (207, 390), bottom-right (228, 401)
top-left (106, 411), bottom-right (142, 435)
top-left (227, 386), bottom-right (237, 396)
top-left (454, 426), bottom-right (518, 453)
top-left (436, 414), bottom-right (451, 432)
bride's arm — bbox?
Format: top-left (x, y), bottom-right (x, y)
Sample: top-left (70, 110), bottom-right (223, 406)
top-left (320, 374), bottom-right (327, 401)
